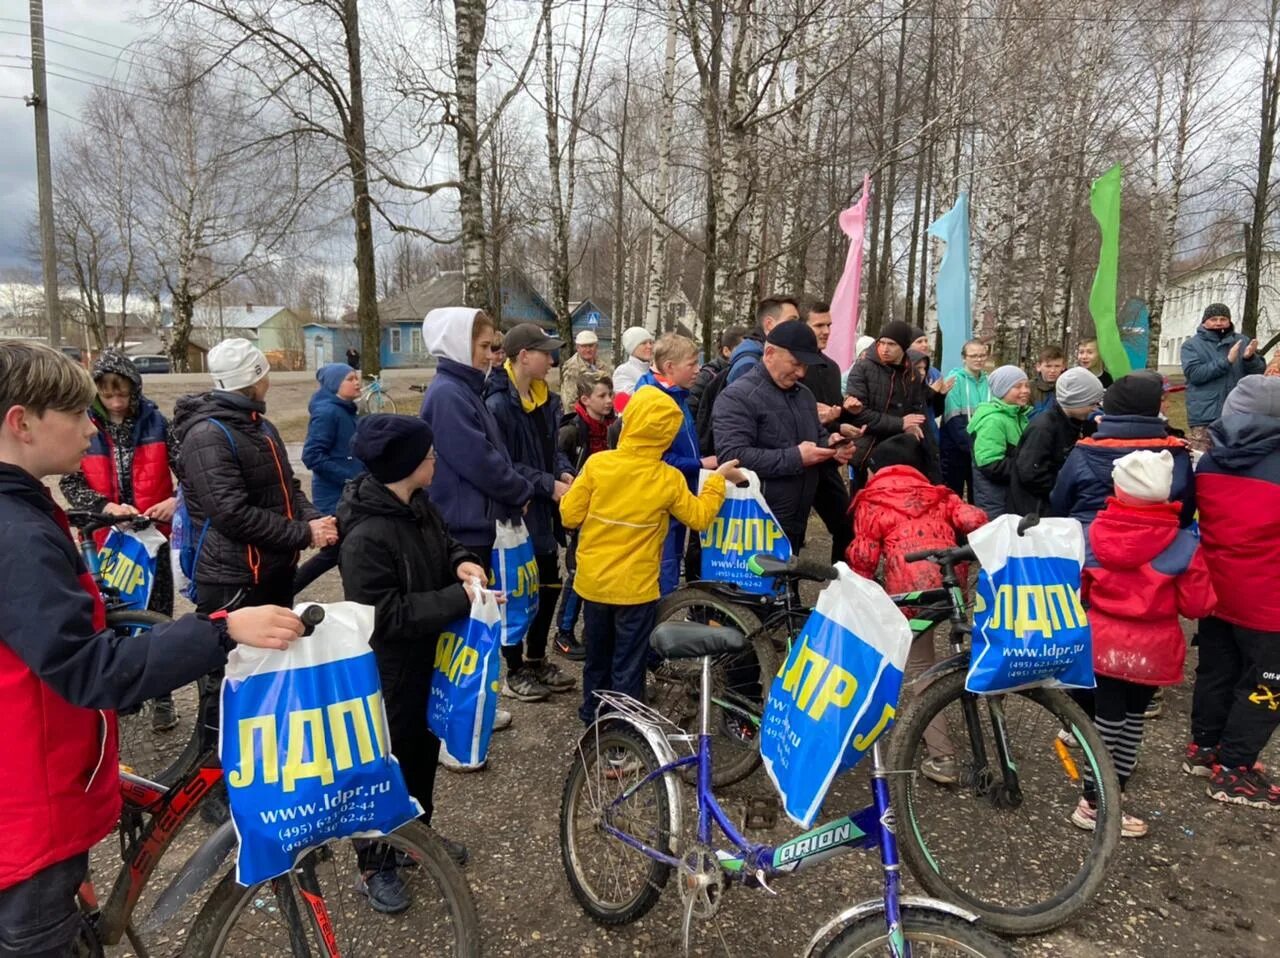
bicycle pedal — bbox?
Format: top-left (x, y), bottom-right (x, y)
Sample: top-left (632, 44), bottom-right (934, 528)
top-left (744, 797), bottom-right (778, 830)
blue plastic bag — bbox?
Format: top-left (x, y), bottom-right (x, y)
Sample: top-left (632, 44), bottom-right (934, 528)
top-left (97, 525), bottom-right (165, 610)
top-left (491, 520), bottom-right (538, 647)
top-left (966, 514), bottom-right (1095, 694)
top-left (427, 583), bottom-right (503, 767)
top-left (220, 602), bottom-right (423, 886)
top-left (760, 564), bottom-right (912, 827)
top-left (698, 469), bottom-right (792, 595)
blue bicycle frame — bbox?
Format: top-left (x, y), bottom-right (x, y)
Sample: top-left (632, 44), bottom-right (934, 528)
top-left (598, 655), bottom-right (916, 957)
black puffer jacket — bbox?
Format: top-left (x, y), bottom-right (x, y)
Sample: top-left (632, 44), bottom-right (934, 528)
top-left (337, 475), bottom-right (475, 691)
top-left (844, 354), bottom-right (934, 472)
top-left (173, 391), bottom-right (319, 586)
top-left (1007, 403), bottom-right (1089, 516)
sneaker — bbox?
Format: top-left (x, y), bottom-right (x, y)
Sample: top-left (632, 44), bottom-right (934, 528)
top-left (528, 658), bottom-right (575, 693)
top-left (151, 697), bottom-right (179, 733)
top-left (501, 668), bottom-right (551, 702)
top-left (1057, 728), bottom-right (1080, 750)
top-left (554, 630), bottom-right (586, 662)
top-left (1182, 743), bottom-right (1218, 778)
top-left (1070, 798), bottom-right (1148, 838)
top-left (1144, 688), bottom-right (1164, 719)
top-left (436, 834), bottom-right (469, 867)
top-left (492, 708), bottom-right (512, 732)
top-left (358, 869), bottom-right (410, 914)
top-left (1207, 766), bottom-right (1280, 811)
top-left (439, 746), bottom-right (484, 773)
top-left (920, 755), bottom-right (959, 785)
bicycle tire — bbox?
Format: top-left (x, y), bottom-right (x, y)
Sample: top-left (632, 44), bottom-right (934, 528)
top-left (363, 389), bottom-right (395, 414)
top-left (887, 670), bottom-right (1122, 936)
top-left (107, 609), bottom-right (202, 786)
top-left (649, 587), bottom-right (778, 787)
top-left (560, 723), bottom-right (675, 925)
top-left (182, 820), bottom-right (480, 957)
top-left (817, 906), bottom-right (1014, 957)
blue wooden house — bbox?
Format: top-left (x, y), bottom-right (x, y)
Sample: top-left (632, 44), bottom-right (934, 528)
top-left (568, 299), bottom-right (613, 353)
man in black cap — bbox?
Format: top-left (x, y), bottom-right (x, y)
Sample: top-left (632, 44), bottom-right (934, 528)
top-left (338, 414), bottom-right (485, 900)
top-left (484, 323), bottom-right (578, 701)
top-left (843, 319), bottom-right (938, 489)
top-left (1180, 303), bottom-right (1265, 452)
top-left (713, 321), bottom-right (858, 548)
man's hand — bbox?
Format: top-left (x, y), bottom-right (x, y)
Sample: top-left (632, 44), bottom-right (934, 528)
top-left (559, 472), bottom-right (575, 485)
top-left (905, 424), bottom-right (925, 441)
top-left (1228, 339), bottom-right (1242, 363)
top-left (714, 458), bottom-right (748, 484)
top-left (838, 423), bottom-right (866, 441)
top-left (834, 442), bottom-right (855, 465)
top-left (842, 395), bottom-right (864, 415)
top-left (798, 441), bottom-right (837, 466)
top-left (931, 375), bottom-right (956, 395)
top-left (816, 402), bottom-right (841, 425)
top-left (142, 497), bottom-right (177, 523)
top-left (1245, 338), bottom-right (1259, 360)
top-left (309, 517), bottom-right (338, 548)
top-left (700, 455), bottom-right (718, 469)
top-left (902, 413), bottom-right (927, 430)
top-left (552, 480), bottom-right (572, 501)
top-left (456, 561), bottom-right (486, 585)
top-left (226, 605), bottom-right (304, 651)
top-left (103, 502), bottom-right (139, 518)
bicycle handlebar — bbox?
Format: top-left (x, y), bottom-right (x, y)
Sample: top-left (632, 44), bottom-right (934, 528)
top-left (903, 544), bottom-right (976, 566)
top-left (66, 511), bottom-right (155, 535)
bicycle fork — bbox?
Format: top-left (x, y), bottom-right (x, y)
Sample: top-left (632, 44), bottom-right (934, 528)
top-left (958, 689), bottom-right (1023, 807)
top-left (870, 742), bottom-right (910, 958)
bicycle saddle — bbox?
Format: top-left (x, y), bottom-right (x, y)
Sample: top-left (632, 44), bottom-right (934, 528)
top-left (649, 622), bottom-right (748, 660)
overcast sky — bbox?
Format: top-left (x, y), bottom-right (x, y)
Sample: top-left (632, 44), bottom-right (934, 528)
top-left (0, 1), bottom-right (142, 271)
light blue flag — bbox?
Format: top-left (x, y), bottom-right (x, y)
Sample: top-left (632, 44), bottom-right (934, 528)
top-left (928, 194), bottom-right (972, 378)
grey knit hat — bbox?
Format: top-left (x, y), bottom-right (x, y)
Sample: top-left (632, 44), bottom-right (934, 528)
top-left (1054, 367), bottom-right (1105, 409)
top-left (988, 365), bottom-right (1028, 400)
top-left (1222, 375), bottom-right (1280, 419)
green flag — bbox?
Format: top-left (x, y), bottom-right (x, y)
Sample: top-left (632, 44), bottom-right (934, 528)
top-left (1088, 163), bottom-right (1132, 378)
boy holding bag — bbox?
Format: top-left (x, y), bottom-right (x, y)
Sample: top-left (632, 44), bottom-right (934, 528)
top-left (561, 388), bottom-right (745, 724)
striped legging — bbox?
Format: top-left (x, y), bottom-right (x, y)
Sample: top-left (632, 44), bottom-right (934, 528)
top-left (1076, 676), bottom-right (1158, 803)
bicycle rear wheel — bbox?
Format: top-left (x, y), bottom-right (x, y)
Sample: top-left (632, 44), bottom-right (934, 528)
top-left (888, 669), bottom-right (1121, 936)
top-left (648, 588), bottom-right (778, 787)
top-left (182, 820), bottom-right (479, 957)
top-left (107, 609), bottom-right (201, 786)
top-left (362, 389), bottom-right (395, 414)
top-left (817, 907), bottom-right (1013, 957)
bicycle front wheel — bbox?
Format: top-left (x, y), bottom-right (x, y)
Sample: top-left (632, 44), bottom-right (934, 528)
top-left (648, 587), bottom-right (778, 787)
top-left (108, 609), bottom-right (201, 786)
top-left (888, 670), bottom-right (1121, 936)
top-left (364, 389), bottom-right (395, 414)
top-left (182, 820), bottom-right (479, 957)
top-left (817, 907), bottom-right (1013, 957)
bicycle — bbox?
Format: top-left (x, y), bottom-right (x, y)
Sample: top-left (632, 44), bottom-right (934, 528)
top-left (76, 607), bottom-right (480, 958)
top-left (559, 624), bottom-right (1013, 957)
top-left (358, 373), bottom-right (397, 414)
top-left (70, 510), bottom-right (202, 786)
top-left (649, 535), bottom-right (1122, 936)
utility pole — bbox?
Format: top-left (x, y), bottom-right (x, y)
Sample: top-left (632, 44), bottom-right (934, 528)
top-left (25, 0), bottom-right (60, 347)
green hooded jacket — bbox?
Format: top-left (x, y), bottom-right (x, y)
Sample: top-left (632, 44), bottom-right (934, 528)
top-left (967, 399), bottom-right (1030, 468)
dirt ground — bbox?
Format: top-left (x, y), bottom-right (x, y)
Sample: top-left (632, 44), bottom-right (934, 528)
top-left (89, 375), bottom-right (1278, 958)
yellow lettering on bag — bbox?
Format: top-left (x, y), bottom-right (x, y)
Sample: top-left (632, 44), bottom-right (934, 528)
top-left (987, 583), bottom-right (1087, 637)
top-left (781, 644), bottom-right (828, 713)
top-left (510, 556), bottom-right (539, 598)
top-left (326, 697), bottom-right (377, 771)
top-left (282, 708), bottom-right (335, 793)
top-left (228, 715), bottom-right (278, 788)
top-left (699, 517), bottom-right (783, 554)
top-left (367, 691), bottom-right (389, 757)
top-left (809, 662), bottom-right (858, 721)
top-left (852, 704), bottom-right (896, 750)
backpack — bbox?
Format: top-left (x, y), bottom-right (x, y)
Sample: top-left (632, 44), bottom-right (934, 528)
top-left (693, 360), bottom-right (744, 457)
top-left (171, 418), bottom-right (238, 603)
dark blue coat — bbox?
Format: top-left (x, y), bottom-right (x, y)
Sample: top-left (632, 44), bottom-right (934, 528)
top-left (420, 358), bottom-right (533, 551)
top-left (301, 371), bottom-right (362, 515)
top-left (1180, 324), bottom-right (1266, 426)
top-left (484, 370), bottom-right (574, 554)
top-left (1049, 414), bottom-right (1196, 527)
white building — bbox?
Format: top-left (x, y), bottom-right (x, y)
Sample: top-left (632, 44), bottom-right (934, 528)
top-left (1159, 251), bottom-right (1280, 365)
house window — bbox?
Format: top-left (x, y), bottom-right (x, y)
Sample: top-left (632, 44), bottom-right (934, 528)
top-left (390, 327), bottom-right (402, 353)
top-left (410, 329), bottom-right (423, 355)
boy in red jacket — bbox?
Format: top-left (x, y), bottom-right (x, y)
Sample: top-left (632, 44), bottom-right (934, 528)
top-left (1076, 449), bottom-right (1216, 838)
top-left (847, 434), bottom-right (987, 785)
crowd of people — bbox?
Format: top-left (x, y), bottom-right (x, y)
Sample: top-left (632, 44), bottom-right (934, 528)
top-left (0, 290), bottom-right (1278, 949)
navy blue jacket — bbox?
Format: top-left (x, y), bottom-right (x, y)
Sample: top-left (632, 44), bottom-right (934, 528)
top-left (1180, 324), bottom-right (1266, 426)
top-left (725, 335), bottom-right (765, 385)
top-left (484, 370), bottom-right (574, 554)
top-left (302, 374), bottom-right (362, 515)
top-left (1049, 414), bottom-right (1195, 527)
top-left (420, 358), bottom-right (533, 551)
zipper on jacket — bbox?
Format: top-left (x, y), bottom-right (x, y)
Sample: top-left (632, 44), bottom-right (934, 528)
top-left (85, 710), bottom-right (109, 792)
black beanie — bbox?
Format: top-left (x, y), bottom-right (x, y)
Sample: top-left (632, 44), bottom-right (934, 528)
top-left (1202, 303), bottom-right (1231, 322)
top-left (868, 433), bottom-right (927, 473)
top-left (1102, 371), bottom-right (1164, 417)
top-left (879, 320), bottom-right (916, 353)
top-left (352, 414), bottom-right (434, 483)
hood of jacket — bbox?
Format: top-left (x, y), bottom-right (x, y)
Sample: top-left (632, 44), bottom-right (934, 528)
top-left (423, 307), bottom-right (482, 364)
top-left (172, 390), bottom-right (265, 444)
top-left (1195, 321), bottom-right (1237, 344)
top-left (490, 358), bottom-right (549, 412)
top-left (1208, 413), bottom-right (1280, 469)
top-left (635, 369), bottom-right (691, 405)
top-left (729, 337), bottom-right (764, 366)
top-left (1093, 414), bottom-right (1168, 440)
top-left (1089, 498), bottom-right (1180, 568)
top-left (616, 386), bottom-right (682, 459)
top-left (858, 465), bottom-right (954, 518)
top-left (336, 473), bottom-right (416, 534)
top-left (0, 463), bottom-right (53, 518)
top-left (90, 349), bottom-right (144, 418)
top-left (968, 398), bottom-right (1026, 433)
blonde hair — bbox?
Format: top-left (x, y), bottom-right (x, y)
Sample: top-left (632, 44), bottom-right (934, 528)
top-left (653, 333), bottom-right (697, 372)
top-left (0, 342), bottom-right (95, 420)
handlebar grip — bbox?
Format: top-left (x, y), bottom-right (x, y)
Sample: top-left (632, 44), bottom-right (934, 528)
top-left (903, 549), bottom-right (938, 563)
top-left (299, 604), bottom-right (326, 636)
top-left (791, 559), bottom-right (839, 582)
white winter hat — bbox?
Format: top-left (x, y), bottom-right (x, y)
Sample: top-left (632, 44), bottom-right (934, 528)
top-left (208, 338), bottom-right (269, 391)
top-left (622, 326), bottom-right (654, 356)
top-left (1112, 449), bottom-right (1174, 503)
top-left (575, 329), bottom-right (598, 346)
top-left (856, 335), bottom-right (876, 357)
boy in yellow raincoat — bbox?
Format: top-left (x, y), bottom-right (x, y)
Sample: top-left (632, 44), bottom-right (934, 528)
top-left (561, 387), bottom-right (745, 723)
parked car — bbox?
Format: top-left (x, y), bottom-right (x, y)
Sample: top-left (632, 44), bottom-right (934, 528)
top-left (130, 354), bottom-right (172, 374)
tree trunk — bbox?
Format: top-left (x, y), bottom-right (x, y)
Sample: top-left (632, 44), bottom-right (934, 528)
top-left (455, 0), bottom-right (489, 311)
top-left (542, 6), bottom-right (573, 342)
top-left (344, 0), bottom-right (381, 374)
top-left (1245, 3), bottom-right (1280, 339)
top-left (645, 0), bottom-right (678, 331)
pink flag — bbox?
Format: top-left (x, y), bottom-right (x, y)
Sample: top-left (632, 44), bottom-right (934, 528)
top-left (826, 174), bottom-right (871, 372)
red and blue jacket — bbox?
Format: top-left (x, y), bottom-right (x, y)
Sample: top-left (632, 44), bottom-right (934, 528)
top-left (80, 396), bottom-right (174, 545)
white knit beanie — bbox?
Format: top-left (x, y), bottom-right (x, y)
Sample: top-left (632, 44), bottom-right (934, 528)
top-left (208, 338), bottom-right (269, 391)
top-left (1112, 449), bottom-right (1174, 502)
top-left (621, 326), bottom-right (654, 356)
